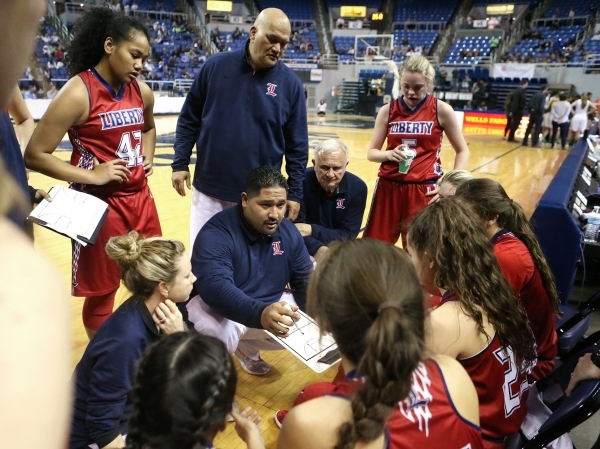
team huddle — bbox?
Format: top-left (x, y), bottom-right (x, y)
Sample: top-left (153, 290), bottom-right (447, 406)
top-left (0, 3), bottom-right (566, 449)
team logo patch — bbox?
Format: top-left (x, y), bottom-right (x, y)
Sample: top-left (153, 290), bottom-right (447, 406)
top-left (336, 198), bottom-right (346, 209)
top-left (266, 83), bottom-right (277, 97)
top-left (272, 242), bottom-right (284, 255)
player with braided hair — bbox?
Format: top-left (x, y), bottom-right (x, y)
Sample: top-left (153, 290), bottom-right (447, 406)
top-left (407, 198), bottom-right (537, 449)
top-left (126, 332), bottom-right (263, 449)
top-left (455, 178), bottom-right (559, 381)
top-left (69, 232), bottom-right (192, 449)
top-left (24, 6), bottom-right (161, 339)
top-left (277, 239), bottom-right (483, 449)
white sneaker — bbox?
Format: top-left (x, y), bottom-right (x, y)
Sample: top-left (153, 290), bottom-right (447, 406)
top-left (234, 349), bottom-right (270, 375)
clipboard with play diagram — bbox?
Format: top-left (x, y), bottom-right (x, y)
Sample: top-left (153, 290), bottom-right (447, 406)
top-left (265, 310), bottom-right (341, 373)
top-left (27, 185), bottom-right (109, 246)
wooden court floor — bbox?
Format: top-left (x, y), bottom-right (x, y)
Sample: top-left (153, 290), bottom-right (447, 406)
top-left (28, 113), bottom-right (567, 448)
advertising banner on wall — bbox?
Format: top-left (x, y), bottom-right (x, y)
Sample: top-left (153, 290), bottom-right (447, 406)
top-left (463, 111), bottom-right (528, 137)
top-left (492, 63), bottom-right (536, 79)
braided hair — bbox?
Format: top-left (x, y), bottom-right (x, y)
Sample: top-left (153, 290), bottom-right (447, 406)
top-left (67, 7), bottom-right (149, 78)
top-left (307, 239), bottom-right (426, 449)
top-left (126, 333), bottom-right (237, 449)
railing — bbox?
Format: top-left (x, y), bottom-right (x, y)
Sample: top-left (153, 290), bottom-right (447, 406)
top-left (207, 13), bottom-right (255, 24)
top-left (393, 20), bottom-right (446, 31)
top-left (584, 54), bottom-right (600, 73)
top-left (45, 0), bottom-right (72, 42)
top-left (531, 16), bottom-right (590, 28)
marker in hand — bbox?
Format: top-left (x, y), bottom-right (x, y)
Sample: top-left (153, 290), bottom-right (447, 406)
top-left (283, 302), bottom-right (304, 335)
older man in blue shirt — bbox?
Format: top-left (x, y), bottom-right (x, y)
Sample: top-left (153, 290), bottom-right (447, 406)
top-left (187, 166), bottom-right (313, 375)
top-left (295, 139), bottom-right (368, 262)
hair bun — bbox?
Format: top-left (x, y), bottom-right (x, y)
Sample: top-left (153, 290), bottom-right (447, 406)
top-left (105, 230), bottom-right (144, 268)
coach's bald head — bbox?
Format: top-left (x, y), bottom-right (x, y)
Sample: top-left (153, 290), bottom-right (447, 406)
top-left (248, 8), bottom-right (291, 71)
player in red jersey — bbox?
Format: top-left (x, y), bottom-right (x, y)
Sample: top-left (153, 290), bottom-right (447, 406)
top-left (407, 199), bottom-right (537, 449)
top-left (364, 56), bottom-right (469, 247)
top-left (455, 178), bottom-right (560, 381)
top-left (277, 239), bottom-right (483, 449)
top-left (24, 8), bottom-right (161, 338)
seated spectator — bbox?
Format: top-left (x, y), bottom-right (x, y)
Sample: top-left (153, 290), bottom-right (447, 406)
top-left (45, 83), bottom-right (58, 100)
top-left (126, 333), bottom-right (264, 449)
top-left (233, 26), bottom-right (242, 39)
top-left (294, 139), bottom-right (367, 262)
top-left (186, 166), bottom-right (313, 376)
top-left (69, 232), bottom-right (192, 449)
top-left (336, 17), bottom-right (345, 28)
top-left (23, 85), bottom-right (37, 100)
top-left (276, 239), bottom-right (483, 449)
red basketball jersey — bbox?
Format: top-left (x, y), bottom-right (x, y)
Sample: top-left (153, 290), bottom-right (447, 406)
top-left (493, 230), bottom-right (557, 381)
top-left (379, 95), bottom-right (444, 183)
top-left (324, 361), bottom-right (483, 449)
top-left (439, 297), bottom-right (529, 443)
top-left (69, 68), bottom-right (147, 197)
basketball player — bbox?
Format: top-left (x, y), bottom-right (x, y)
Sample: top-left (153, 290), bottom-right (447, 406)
top-left (24, 8), bottom-right (161, 338)
top-left (277, 239), bottom-right (484, 449)
top-left (455, 178), bottom-right (560, 381)
top-left (437, 169), bottom-right (474, 199)
top-left (0, 1), bottom-right (71, 448)
top-left (569, 92), bottom-right (596, 143)
top-left (407, 199), bottom-right (536, 449)
top-left (363, 56), bottom-right (469, 247)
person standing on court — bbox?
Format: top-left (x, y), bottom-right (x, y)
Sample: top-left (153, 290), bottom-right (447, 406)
top-left (522, 84), bottom-right (548, 147)
top-left (363, 55), bottom-right (469, 248)
top-left (294, 139), bottom-right (367, 262)
top-left (507, 79), bottom-right (529, 142)
top-left (172, 8), bottom-right (309, 249)
top-left (24, 8), bottom-right (162, 339)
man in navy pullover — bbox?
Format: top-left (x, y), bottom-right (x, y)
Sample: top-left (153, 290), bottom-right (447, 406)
top-left (171, 8), bottom-right (308, 249)
top-left (295, 139), bottom-right (368, 261)
top-left (187, 166), bottom-right (313, 375)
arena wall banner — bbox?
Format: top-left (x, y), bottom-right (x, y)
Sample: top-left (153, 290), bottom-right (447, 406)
top-left (463, 110), bottom-right (528, 137)
top-left (492, 63), bottom-right (535, 79)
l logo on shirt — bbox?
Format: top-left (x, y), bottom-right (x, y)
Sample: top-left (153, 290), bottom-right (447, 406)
top-left (266, 83), bottom-right (277, 97)
top-left (272, 242), bottom-right (284, 255)
top-left (336, 198), bottom-right (346, 209)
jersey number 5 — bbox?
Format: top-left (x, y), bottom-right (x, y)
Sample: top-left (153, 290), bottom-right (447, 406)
top-left (116, 131), bottom-right (143, 167)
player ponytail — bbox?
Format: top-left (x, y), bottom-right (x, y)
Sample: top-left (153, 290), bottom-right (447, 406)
top-left (105, 231), bottom-right (185, 300)
top-left (126, 332), bottom-right (237, 449)
top-left (307, 239), bottom-right (426, 449)
top-left (407, 198), bottom-right (536, 371)
top-left (67, 7), bottom-right (149, 78)
top-left (455, 178), bottom-right (560, 315)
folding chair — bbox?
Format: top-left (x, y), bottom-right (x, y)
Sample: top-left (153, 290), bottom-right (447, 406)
top-left (556, 291), bottom-right (600, 356)
top-left (507, 345), bottom-right (600, 449)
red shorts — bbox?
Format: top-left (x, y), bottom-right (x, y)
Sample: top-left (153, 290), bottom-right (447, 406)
top-left (363, 177), bottom-right (437, 247)
top-left (71, 185), bottom-right (162, 297)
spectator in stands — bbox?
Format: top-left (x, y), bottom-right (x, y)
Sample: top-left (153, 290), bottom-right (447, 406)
top-left (233, 26), bottom-right (242, 39)
top-left (490, 36), bottom-right (500, 55)
top-left (336, 17), bottom-right (345, 28)
top-left (23, 85), bottom-right (37, 100)
top-left (172, 8), bottom-right (308, 249)
top-left (461, 73), bottom-right (472, 90)
top-left (522, 84), bottom-right (548, 147)
top-left (592, 31), bottom-right (600, 41)
top-left (507, 79), bottom-right (529, 142)
top-left (348, 44), bottom-right (355, 55)
top-left (471, 78), bottom-right (487, 109)
top-left (451, 67), bottom-right (460, 87)
top-left (550, 93), bottom-right (571, 149)
top-left (46, 83), bottom-right (58, 100)
top-left (294, 139), bottom-right (367, 262)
